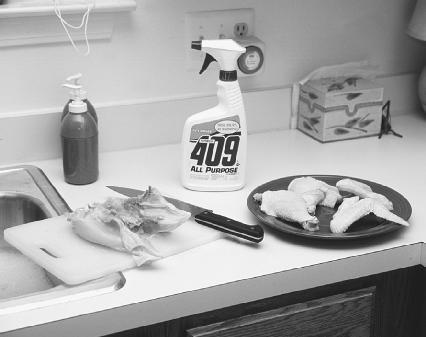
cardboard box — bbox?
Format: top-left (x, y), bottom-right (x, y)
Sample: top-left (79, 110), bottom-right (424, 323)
top-left (297, 76), bottom-right (383, 142)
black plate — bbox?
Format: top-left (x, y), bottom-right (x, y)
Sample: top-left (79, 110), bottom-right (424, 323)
top-left (247, 175), bottom-right (412, 240)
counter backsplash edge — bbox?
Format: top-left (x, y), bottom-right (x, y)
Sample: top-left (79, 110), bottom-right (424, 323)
top-left (0, 73), bottom-right (419, 166)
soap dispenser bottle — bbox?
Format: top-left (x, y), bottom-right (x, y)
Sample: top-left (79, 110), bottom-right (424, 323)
top-left (62, 73), bottom-right (97, 123)
top-left (181, 39), bottom-right (247, 191)
top-left (61, 85), bottom-right (99, 185)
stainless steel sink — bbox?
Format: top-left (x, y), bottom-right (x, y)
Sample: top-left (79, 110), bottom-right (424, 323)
top-left (0, 165), bottom-right (125, 315)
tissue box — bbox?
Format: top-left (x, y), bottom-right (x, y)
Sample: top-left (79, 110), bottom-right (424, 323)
top-left (297, 76), bottom-right (383, 142)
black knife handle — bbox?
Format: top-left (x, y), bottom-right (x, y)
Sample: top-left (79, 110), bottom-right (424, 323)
top-left (194, 211), bottom-right (264, 243)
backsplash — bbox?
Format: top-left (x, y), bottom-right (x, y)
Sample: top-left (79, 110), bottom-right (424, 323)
top-left (0, 73), bottom-right (420, 165)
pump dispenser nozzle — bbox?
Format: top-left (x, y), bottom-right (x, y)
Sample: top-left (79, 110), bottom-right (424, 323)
top-left (61, 73), bottom-right (97, 122)
top-left (64, 73), bottom-right (88, 100)
top-left (63, 83), bottom-right (83, 101)
top-left (62, 83), bottom-right (87, 114)
top-left (66, 73), bottom-right (83, 85)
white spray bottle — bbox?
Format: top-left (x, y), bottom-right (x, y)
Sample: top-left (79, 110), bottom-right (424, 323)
top-left (181, 39), bottom-right (247, 191)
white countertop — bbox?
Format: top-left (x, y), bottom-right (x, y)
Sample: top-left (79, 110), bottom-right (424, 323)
top-left (1, 113), bottom-right (426, 336)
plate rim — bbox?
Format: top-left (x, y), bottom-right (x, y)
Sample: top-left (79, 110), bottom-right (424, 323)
top-left (247, 174), bottom-right (412, 241)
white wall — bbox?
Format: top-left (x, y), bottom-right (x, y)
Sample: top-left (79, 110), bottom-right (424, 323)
top-left (0, 0), bottom-right (425, 164)
top-left (0, 0), bottom-right (425, 115)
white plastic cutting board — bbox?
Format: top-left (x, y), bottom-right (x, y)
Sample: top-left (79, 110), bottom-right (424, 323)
top-left (4, 215), bottom-right (222, 285)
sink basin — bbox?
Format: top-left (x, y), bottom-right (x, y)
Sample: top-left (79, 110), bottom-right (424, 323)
top-left (0, 165), bottom-right (125, 315)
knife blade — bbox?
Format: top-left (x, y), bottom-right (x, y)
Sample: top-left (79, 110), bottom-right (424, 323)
top-left (106, 185), bottom-right (264, 243)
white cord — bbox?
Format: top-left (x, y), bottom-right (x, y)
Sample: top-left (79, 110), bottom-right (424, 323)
top-left (53, 0), bottom-right (96, 56)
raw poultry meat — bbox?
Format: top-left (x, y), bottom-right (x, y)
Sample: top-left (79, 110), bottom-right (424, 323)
top-left (332, 196), bottom-right (360, 219)
top-left (69, 186), bottom-right (191, 265)
top-left (254, 190), bottom-right (319, 231)
top-left (330, 198), bottom-right (409, 234)
top-left (336, 178), bottom-right (393, 210)
top-left (301, 189), bottom-right (326, 214)
top-left (288, 176), bottom-right (342, 208)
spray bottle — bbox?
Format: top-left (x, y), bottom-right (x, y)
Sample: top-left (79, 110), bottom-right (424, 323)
top-left (62, 73), bottom-right (97, 123)
top-left (61, 84), bottom-right (99, 185)
top-left (181, 39), bottom-right (247, 191)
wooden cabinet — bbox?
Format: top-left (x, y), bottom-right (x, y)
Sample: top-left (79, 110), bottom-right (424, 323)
top-left (187, 288), bottom-right (374, 337)
top-left (107, 265), bottom-right (425, 337)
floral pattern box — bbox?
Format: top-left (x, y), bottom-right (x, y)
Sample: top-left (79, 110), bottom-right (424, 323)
top-left (297, 76), bottom-right (383, 142)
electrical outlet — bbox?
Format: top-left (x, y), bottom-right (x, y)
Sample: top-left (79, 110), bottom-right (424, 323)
top-left (185, 8), bottom-right (255, 71)
top-left (234, 23), bottom-right (248, 38)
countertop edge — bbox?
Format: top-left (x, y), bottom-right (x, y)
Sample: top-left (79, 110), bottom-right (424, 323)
top-left (2, 242), bottom-right (423, 337)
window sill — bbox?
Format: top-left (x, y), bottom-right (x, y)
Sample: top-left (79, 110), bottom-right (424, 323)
top-left (0, 0), bottom-right (136, 47)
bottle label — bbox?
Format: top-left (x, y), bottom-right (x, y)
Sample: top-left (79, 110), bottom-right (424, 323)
top-left (188, 116), bottom-right (241, 182)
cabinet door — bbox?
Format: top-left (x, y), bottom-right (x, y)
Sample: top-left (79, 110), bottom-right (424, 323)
top-left (187, 287), bottom-right (374, 337)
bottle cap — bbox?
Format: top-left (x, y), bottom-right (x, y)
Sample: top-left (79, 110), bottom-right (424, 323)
top-left (69, 100), bottom-right (88, 114)
top-left (64, 74), bottom-right (87, 100)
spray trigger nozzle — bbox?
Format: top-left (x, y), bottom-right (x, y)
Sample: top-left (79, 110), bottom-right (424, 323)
top-left (191, 39), bottom-right (245, 76)
top-left (200, 53), bottom-right (217, 74)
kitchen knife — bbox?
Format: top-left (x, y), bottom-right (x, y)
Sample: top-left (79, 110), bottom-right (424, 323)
top-left (106, 186), bottom-right (264, 243)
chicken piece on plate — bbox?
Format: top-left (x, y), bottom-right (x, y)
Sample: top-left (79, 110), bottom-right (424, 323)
top-left (254, 190), bottom-right (319, 231)
top-left (330, 198), bottom-right (409, 234)
top-left (288, 177), bottom-right (342, 208)
top-left (332, 196), bottom-right (360, 219)
top-left (301, 189), bottom-right (326, 214)
top-left (336, 178), bottom-right (393, 210)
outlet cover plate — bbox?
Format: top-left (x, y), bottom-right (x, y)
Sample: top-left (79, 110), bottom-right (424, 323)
top-left (185, 8), bottom-right (255, 71)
